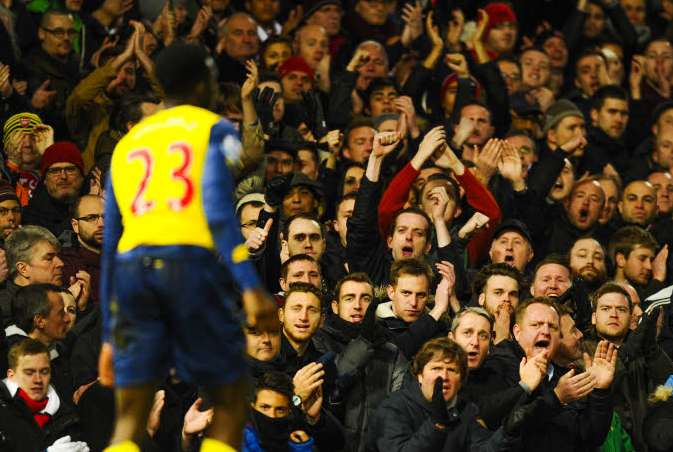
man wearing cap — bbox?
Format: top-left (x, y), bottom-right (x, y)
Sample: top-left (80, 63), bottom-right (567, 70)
top-left (277, 56), bottom-right (314, 104)
top-left (23, 142), bottom-right (85, 238)
top-left (303, 0), bottom-right (345, 59)
top-left (2, 112), bottom-right (52, 205)
top-left (488, 219), bottom-right (534, 274)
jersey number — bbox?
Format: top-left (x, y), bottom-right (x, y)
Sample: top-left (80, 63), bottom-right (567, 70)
top-left (128, 143), bottom-right (194, 216)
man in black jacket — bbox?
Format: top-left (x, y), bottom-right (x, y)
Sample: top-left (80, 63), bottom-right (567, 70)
top-left (480, 297), bottom-right (617, 451)
top-left (0, 338), bottom-right (88, 452)
top-left (314, 272), bottom-right (407, 452)
top-left (367, 337), bottom-right (525, 452)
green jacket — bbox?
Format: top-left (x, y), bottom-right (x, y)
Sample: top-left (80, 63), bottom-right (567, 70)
top-left (600, 412), bottom-right (635, 452)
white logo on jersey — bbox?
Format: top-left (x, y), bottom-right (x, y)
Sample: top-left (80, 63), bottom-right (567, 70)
top-left (222, 134), bottom-right (242, 166)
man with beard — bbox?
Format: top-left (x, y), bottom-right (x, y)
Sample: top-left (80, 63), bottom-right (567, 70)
top-left (22, 142), bottom-right (84, 238)
top-left (0, 184), bottom-right (22, 241)
top-left (472, 263), bottom-right (523, 344)
top-left (609, 226), bottom-right (667, 300)
top-left (569, 237), bottom-right (608, 290)
top-left (553, 304), bottom-right (584, 369)
top-left (480, 297), bottom-right (617, 451)
top-left (60, 195), bottom-right (103, 307)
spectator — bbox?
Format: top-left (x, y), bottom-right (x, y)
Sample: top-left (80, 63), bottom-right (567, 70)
top-left (472, 263), bottom-right (523, 344)
top-left (215, 12), bottom-right (260, 85)
top-left (22, 141), bottom-right (85, 237)
top-left (0, 339), bottom-right (87, 452)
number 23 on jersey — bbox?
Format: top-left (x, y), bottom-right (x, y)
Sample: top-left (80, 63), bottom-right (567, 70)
top-left (128, 142), bottom-right (195, 216)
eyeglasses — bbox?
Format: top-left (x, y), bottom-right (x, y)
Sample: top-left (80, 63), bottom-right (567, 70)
top-left (46, 166), bottom-right (79, 177)
top-left (41, 27), bottom-right (78, 38)
top-left (76, 214), bottom-right (104, 223)
top-left (0, 207), bottom-right (20, 216)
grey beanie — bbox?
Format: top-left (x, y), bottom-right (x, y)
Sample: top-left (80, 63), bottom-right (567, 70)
top-left (543, 99), bottom-right (583, 133)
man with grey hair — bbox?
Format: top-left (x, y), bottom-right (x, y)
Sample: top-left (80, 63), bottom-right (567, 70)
top-left (0, 226), bottom-right (63, 327)
top-left (216, 12), bottom-right (260, 84)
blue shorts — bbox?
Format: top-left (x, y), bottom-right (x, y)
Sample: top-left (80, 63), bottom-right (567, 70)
top-left (110, 246), bottom-right (247, 387)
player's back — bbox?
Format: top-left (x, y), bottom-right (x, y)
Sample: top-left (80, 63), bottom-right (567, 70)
top-left (110, 105), bottom-right (229, 253)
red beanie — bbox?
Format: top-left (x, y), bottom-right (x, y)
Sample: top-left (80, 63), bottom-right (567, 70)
top-left (440, 74), bottom-right (483, 105)
top-left (277, 56), bottom-right (315, 80)
top-left (483, 2), bottom-right (517, 37)
top-left (40, 141), bottom-right (84, 178)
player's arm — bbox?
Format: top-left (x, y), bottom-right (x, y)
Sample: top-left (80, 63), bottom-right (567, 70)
top-left (100, 172), bottom-right (123, 342)
top-left (98, 172), bottom-right (123, 386)
top-left (203, 120), bottom-right (279, 332)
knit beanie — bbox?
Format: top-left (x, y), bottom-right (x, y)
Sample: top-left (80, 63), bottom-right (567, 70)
top-left (278, 56), bottom-right (315, 80)
top-left (40, 142), bottom-right (84, 178)
top-left (0, 183), bottom-right (19, 204)
top-left (543, 99), bottom-right (583, 133)
top-left (2, 112), bottom-right (42, 148)
top-left (483, 2), bottom-right (517, 38)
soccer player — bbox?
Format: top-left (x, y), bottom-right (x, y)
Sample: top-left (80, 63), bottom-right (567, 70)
top-left (100, 43), bottom-right (278, 452)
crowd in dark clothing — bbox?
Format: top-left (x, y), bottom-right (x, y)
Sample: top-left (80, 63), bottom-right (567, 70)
top-left (1, 0), bottom-right (673, 451)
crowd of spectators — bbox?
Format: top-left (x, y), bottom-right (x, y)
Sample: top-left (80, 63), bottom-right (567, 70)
top-left (1, 0), bottom-right (673, 450)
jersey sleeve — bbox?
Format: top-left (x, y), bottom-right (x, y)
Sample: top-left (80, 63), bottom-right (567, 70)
top-left (100, 172), bottom-right (123, 342)
top-left (202, 119), bottom-right (261, 291)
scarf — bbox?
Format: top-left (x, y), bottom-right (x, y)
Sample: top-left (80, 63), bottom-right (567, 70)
top-left (16, 388), bottom-right (50, 428)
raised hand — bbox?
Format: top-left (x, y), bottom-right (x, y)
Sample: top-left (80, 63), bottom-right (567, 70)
top-left (426, 11), bottom-right (443, 48)
top-left (293, 362), bottom-right (325, 402)
top-left (584, 340), bottom-right (617, 389)
top-left (446, 9), bottom-right (464, 50)
top-left (0, 63), bottom-right (12, 98)
top-left (347, 47), bottom-right (371, 72)
top-left (241, 60), bottom-right (259, 101)
top-left (458, 212), bottom-right (489, 240)
top-left (245, 218), bottom-right (273, 252)
top-left (188, 4), bottom-right (213, 42)
top-left (559, 133), bottom-right (587, 156)
top-left (519, 350), bottom-right (548, 391)
top-left (182, 398), bottom-right (214, 437)
top-left (401, 1), bottom-right (424, 47)
top-left (445, 53), bottom-right (469, 78)
top-left (281, 5), bottom-right (303, 36)
top-left (493, 303), bottom-right (512, 344)
top-left (427, 186), bottom-right (451, 222)
top-left (393, 96), bottom-right (418, 138)
top-left (69, 270), bottom-right (92, 312)
top-left (372, 131), bottom-right (401, 158)
top-left (475, 138), bottom-right (503, 182)
top-left (653, 244), bottom-right (668, 282)
top-left (498, 140), bottom-right (524, 184)
top-left (33, 124), bottom-right (54, 155)
top-left (630, 55), bottom-right (645, 98)
top-left (554, 368), bottom-right (596, 404)
top-left (413, 126), bottom-right (446, 166)
top-left (31, 80), bottom-right (57, 110)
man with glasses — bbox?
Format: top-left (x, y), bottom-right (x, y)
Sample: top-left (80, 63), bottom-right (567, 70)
top-left (25, 10), bottom-right (81, 141)
top-left (23, 141), bottom-right (85, 238)
top-left (61, 194), bottom-right (103, 307)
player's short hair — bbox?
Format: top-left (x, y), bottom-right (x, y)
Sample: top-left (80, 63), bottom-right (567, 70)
top-left (5, 226), bottom-right (60, 280)
top-left (8, 338), bottom-right (50, 371)
top-left (411, 337), bottom-right (468, 382)
top-left (155, 43), bottom-right (214, 102)
top-left (389, 258), bottom-right (432, 288)
top-left (450, 307), bottom-right (494, 334)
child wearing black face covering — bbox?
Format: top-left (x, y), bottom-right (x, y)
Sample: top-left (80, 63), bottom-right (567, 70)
top-left (244, 372), bottom-right (315, 452)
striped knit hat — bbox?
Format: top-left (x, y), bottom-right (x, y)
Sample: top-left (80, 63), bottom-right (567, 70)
top-left (2, 112), bottom-right (42, 147)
